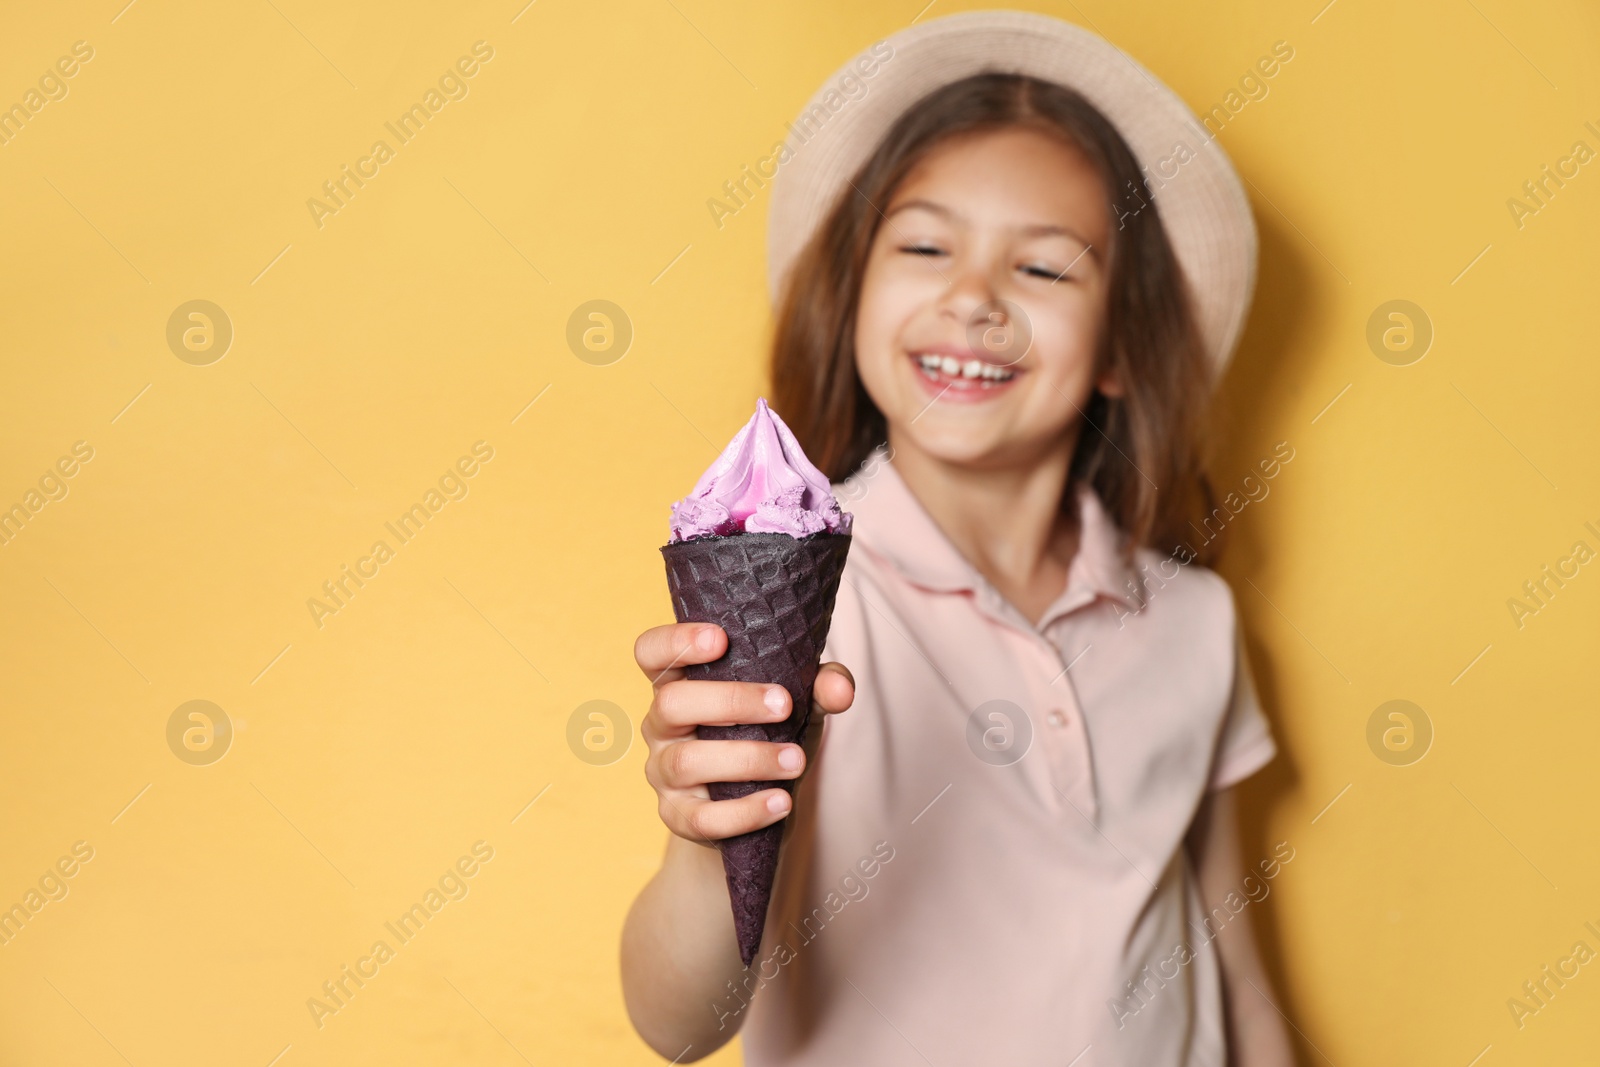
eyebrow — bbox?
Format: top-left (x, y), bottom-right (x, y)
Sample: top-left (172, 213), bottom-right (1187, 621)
top-left (885, 199), bottom-right (1100, 262)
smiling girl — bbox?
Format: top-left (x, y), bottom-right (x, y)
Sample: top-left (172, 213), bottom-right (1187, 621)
top-left (623, 13), bottom-right (1295, 1066)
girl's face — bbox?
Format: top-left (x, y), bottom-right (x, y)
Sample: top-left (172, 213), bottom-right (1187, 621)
top-left (853, 125), bottom-right (1120, 470)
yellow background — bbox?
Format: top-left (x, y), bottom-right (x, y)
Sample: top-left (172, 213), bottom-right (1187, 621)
top-left (2, 0), bottom-right (1597, 1063)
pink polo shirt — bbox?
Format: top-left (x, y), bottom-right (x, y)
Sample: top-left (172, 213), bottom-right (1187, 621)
top-left (739, 447), bottom-right (1276, 1066)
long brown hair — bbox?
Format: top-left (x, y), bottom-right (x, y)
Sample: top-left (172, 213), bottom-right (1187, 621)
top-left (770, 73), bottom-right (1223, 565)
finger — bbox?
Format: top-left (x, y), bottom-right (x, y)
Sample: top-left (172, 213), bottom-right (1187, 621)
top-left (653, 678), bottom-right (791, 730)
top-left (812, 662), bottom-right (855, 716)
top-left (656, 739), bottom-right (805, 791)
top-left (798, 663), bottom-right (853, 771)
top-left (633, 623), bottom-right (726, 684)
top-left (659, 789), bottom-right (793, 843)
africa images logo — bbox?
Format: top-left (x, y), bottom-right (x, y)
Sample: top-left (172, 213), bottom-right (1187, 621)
top-left (305, 42), bottom-right (495, 230)
top-left (705, 40), bottom-right (894, 230)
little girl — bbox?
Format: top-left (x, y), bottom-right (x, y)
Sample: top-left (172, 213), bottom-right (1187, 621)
top-left (623, 12), bottom-right (1295, 1066)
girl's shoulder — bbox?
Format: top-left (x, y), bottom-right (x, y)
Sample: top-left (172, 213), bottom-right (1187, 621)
top-left (1125, 543), bottom-right (1243, 630)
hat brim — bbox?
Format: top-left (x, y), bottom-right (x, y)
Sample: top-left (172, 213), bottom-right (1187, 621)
top-left (766, 9), bottom-right (1258, 377)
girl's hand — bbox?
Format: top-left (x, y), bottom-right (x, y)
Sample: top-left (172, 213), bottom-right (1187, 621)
top-left (634, 622), bottom-right (855, 845)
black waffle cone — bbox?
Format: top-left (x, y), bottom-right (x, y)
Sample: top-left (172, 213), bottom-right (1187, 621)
top-left (660, 530), bottom-right (852, 967)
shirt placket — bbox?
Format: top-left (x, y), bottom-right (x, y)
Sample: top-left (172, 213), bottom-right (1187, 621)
top-left (974, 586), bottom-right (1101, 823)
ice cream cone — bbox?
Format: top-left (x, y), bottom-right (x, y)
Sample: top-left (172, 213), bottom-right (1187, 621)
top-left (660, 529), bottom-right (852, 967)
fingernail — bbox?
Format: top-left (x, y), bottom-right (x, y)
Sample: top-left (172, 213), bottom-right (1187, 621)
top-left (764, 686), bottom-right (788, 717)
top-left (766, 792), bottom-right (791, 814)
top-left (777, 745), bottom-right (802, 771)
top-left (695, 627), bottom-right (717, 652)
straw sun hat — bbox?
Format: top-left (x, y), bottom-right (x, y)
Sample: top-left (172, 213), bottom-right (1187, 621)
top-left (766, 9), bottom-right (1258, 376)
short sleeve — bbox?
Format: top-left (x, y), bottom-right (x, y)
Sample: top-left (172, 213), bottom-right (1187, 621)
top-left (1208, 613), bottom-right (1277, 791)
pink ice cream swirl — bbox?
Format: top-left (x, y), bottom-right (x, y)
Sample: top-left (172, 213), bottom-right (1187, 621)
top-left (668, 398), bottom-right (853, 543)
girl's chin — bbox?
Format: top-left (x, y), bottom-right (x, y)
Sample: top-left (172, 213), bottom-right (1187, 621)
top-left (882, 393), bottom-right (1083, 469)
top-left (888, 418), bottom-right (1035, 467)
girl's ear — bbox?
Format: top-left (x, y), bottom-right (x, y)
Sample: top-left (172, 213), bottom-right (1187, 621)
top-left (1096, 370), bottom-right (1125, 398)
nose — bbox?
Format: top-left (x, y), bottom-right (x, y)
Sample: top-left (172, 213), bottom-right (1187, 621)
top-left (934, 257), bottom-right (997, 328)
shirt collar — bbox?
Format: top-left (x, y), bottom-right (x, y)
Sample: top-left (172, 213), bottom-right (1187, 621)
top-left (835, 446), bottom-right (1145, 614)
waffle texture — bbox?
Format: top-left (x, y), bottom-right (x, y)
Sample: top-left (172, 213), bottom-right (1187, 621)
top-left (660, 530), bottom-right (852, 967)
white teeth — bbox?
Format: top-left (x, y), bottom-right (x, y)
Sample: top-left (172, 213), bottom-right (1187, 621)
top-left (911, 352), bottom-right (1016, 384)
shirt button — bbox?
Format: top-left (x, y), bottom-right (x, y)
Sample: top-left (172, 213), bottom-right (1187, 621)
top-left (1048, 709), bottom-right (1067, 727)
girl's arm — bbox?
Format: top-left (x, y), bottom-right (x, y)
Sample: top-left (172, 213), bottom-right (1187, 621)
top-left (620, 621), bottom-right (854, 1061)
top-left (622, 832), bottom-right (749, 1058)
top-left (1186, 787), bottom-right (1298, 1067)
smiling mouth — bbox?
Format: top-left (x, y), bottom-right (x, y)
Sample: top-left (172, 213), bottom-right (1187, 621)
top-left (911, 352), bottom-right (1019, 389)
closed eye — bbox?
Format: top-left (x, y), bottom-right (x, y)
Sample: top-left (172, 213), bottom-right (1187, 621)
top-left (1021, 263), bottom-right (1068, 282)
top-left (898, 244), bottom-right (946, 257)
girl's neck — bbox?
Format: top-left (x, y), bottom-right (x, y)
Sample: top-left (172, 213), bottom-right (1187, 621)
top-left (886, 431), bottom-right (1083, 627)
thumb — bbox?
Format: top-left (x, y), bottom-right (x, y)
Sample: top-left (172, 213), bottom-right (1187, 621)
top-left (798, 662), bottom-right (853, 771)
